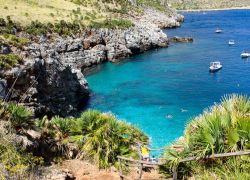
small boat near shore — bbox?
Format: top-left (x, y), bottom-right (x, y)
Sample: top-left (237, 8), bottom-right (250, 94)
top-left (209, 62), bottom-right (222, 72)
top-left (215, 28), bottom-right (223, 33)
top-left (228, 40), bottom-right (235, 46)
top-left (241, 51), bottom-right (250, 58)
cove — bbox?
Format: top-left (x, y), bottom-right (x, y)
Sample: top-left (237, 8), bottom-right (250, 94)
top-left (85, 10), bottom-right (250, 152)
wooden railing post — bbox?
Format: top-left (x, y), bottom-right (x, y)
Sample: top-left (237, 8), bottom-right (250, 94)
top-left (118, 157), bottom-right (124, 180)
top-left (117, 150), bottom-right (250, 180)
top-left (172, 167), bottom-right (177, 180)
top-left (138, 162), bottom-right (143, 179)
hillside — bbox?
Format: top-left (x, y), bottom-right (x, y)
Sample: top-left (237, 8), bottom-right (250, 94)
top-left (167, 0), bottom-right (250, 10)
top-left (0, 0), bottom-right (124, 26)
top-left (0, 0), bottom-right (174, 26)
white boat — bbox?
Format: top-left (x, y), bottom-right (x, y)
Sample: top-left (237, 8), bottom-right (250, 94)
top-left (228, 40), bottom-right (235, 45)
top-left (215, 28), bottom-right (222, 33)
top-left (241, 51), bottom-right (250, 58)
top-left (209, 62), bottom-right (222, 72)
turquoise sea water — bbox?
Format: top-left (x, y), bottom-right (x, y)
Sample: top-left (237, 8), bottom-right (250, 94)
top-left (85, 10), bottom-right (250, 154)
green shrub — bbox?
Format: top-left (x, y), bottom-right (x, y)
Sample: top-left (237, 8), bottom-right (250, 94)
top-left (0, 18), bottom-right (6, 26)
top-left (7, 102), bottom-right (33, 130)
top-left (70, 0), bottom-right (88, 6)
top-left (24, 20), bottom-right (81, 36)
top-left (90, 18), bottom-right (134, 29)
top-left (1, 33), bottom-right (30, 48)
top-left (0, 17), bottom-right (22, 34)
top-left (37, 110), bottom-right (148, 168)
top-left (0, 124), bottom-right (43, 178)
top-left (137, 0), bottom-right (166, 12)
top-left (162, 94), bottom-right (250, 179)
top-left (0, 54), bottom-right (22, 70)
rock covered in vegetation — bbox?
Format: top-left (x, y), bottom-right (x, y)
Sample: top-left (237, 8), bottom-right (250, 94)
top-left (2, 54), bottom-right (89, 117)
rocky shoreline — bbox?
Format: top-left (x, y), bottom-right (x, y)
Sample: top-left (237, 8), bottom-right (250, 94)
top-left (0, 9), bottom-right (184, 117)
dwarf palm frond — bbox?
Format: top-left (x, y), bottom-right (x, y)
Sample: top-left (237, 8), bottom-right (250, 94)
top-left (163, 94), bottom-right (250, 178)
top-left (7, 102), bottom-right (33, 130)
top-left (79, 111), bottom-right (148, 168)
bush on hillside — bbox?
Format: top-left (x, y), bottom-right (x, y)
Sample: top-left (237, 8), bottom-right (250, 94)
top-left (0, 130), bottom-right (43, 178)
top-left (161, 94), bottom-right (250, 179)
top-left (25, 20), bottom-right (82, 36)
top-left (0, 101), bottom-right (33, 131)
top-left (0, 101), bottom-right (43, 179)
top-left (0, 54), bottom-right (22, 70)
top-left (1, 33), bottom-right (30, 48)
top-left (1, 101), bottom-right (148, 170)
top-left (90, 17), bottom-right (134, 29)
top-left (37, 110), bottom-right (148, 168)
top-left (0, 17), bottom-right (22, 34)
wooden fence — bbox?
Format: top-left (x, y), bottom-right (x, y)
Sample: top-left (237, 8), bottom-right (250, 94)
top-left (117, 150), bottom-right (250, 180)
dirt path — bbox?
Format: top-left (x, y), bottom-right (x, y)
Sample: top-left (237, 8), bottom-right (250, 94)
top-left (60, 159), bottom-right (164, 180)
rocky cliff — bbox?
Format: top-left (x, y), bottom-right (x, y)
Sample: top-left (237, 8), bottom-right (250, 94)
top-left (0, 9), bottom-right (183, 117)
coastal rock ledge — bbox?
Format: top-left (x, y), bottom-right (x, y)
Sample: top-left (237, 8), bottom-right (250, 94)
top-left (1, 10), bottom-right (183, 117)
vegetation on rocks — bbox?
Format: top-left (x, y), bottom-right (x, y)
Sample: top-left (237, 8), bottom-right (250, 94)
top-left (0, 54), bottom-right (22, 70)
top-left (37, 110), bottom-right (148, 168)
top-left (137, 0), bottom-right (168, 12)
top-left (0, 131), bottom-right (43, 179)
top-left (0, 100), bottom-right (43, 179)
top-left (0, 100), bottom-right (148, 178)
top-left (161, 94), bottom-right (250, 179)
top-left (0, 33), bottom-right (29, 48)
top-left (90, 17), bottom-right (134, 29)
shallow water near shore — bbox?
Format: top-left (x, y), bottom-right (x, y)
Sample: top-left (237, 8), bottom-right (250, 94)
top-left (86, 10), bottom-right (250, 155)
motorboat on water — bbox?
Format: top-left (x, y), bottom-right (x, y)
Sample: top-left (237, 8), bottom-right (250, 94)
top-left (241, 51), bottom-right (250, 58)
top-left (228, 40), bottom-right (235, 46)
top-left (215, 28), bottom-right (223, 33)
top-left (209, 62), bottom-right (222, 72)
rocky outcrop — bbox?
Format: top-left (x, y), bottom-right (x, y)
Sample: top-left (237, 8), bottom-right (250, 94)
top-left (170, 36), bottom-right (193, 43)
top-left (140, 8), bottom-right (184, 29)
top-left (0, 79), bottom-right (6, 99)
top-left (3, 55), bottom-right (89, 117)
top-left (39, 167), bottom-right (75, 180)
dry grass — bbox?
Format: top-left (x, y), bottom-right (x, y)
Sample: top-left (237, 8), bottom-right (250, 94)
top-left (0, 0), bottom-right (109, 25)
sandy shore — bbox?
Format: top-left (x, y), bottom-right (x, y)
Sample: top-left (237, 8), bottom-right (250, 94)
top-left (177, 6), bottom-right (250, 12)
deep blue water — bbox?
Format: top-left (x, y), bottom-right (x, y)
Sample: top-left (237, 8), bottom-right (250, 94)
top-left (85, 10), bottom-right (250, 154)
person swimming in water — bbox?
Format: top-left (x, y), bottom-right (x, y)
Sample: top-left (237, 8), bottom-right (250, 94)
top-left (165, 114), bottom-right (173, 119)
top-left (181, 108), bottom-right (188, 112)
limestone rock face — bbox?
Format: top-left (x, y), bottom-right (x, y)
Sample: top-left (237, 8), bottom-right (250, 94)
top-left (3, 54), bottom-right (89, 117)
top-left (141, 8), bottom-right (184, 29)
top-left (34, 57), bottom-right (89, 117)
top-left (0, 79), bottom-right (6, 99)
